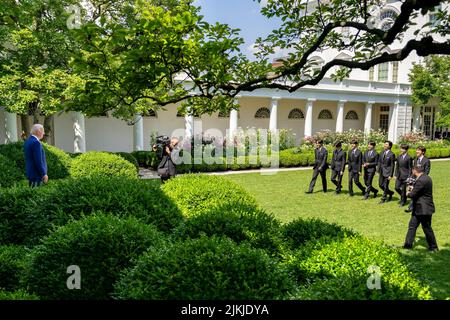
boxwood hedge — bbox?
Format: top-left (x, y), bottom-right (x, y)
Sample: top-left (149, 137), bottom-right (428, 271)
top-left (173, 203), bottom-right (283, 256)
top-left (114, 236), bottom-right (295, 300)
top-left (162, 174), bottom-right (258, 218)
top-left (0, 245), bottom-right (31, 292)
top-left (25, 213), bottom-right (167, 300)
top-left (0, 177), bottom-right (183, 246)
top-left (70, 151), bottom-right (137, 179)
top-left (0, 154), bottom-right (24, 188)
top-left (291, 236), bottom-right (431, 300)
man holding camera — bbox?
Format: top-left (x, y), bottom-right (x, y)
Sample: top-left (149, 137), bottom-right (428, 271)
top-left (153, 137), bottom-right (180, 183)
top-left (403, 166), bottom-right (438, 252)
top-left (405, 146), bottom-right (431, 213)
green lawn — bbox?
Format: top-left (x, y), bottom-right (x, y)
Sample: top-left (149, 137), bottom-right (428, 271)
top-left (225, 161), bottom-right (450, 300)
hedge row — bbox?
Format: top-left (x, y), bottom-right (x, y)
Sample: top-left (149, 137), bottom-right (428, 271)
top-left (0, 174), bottom-right (432, 300)
top-left (0, 177), bottom-right (183, 246)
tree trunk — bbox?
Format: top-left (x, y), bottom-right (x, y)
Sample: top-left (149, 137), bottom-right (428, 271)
top-left (20, 114), bottom-right (31, 140)
top-left (43, 115), bottom-right (54, 145)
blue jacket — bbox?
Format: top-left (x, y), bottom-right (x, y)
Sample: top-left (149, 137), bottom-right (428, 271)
top-left (24, 136), bottom-right (47, 182)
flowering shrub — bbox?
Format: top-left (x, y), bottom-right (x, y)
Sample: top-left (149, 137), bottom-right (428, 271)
top-left (398, 130), bottom-right (429, 145)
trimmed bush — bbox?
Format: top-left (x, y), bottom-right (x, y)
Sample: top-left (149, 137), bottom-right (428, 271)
top-left (0, 289), bottom-right (39, 300)
top-left (0, 177), bottom-right (183, 246)
top-left (114, 152), bottom-right (139, 173)
top-left (173, 204), bottom-right (283, 255)
top-left (282, 218), bottom-right (354, 250)
top-left (291, 236), bottom-right (431, 300)
top-left (0, 245), bottom-right (31, 291)
top-left (0, 141), bottom-right (71, 179)
top-left (26, 213), bottom-right (167, 300)
top-left (114, 236), bottom-right (295, 300)
top-left (162, 174), bottom-right (258, 218)
top-left (70, 151), bottom-right (137, 179)
top-left (0, 154), bottom-right (24, 188)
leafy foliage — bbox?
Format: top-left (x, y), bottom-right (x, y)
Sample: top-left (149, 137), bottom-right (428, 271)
top-left (115, 236), bottom-right (295, 300)
top-left (162, 174), bottom-right (258, 217)
top-left (0, 154), bottom-right (24, 188)
top-left (25, 213), bottom-right (167, 300)
top-left (0, 245), bottom-right (31, 292)
top-left (70, 151), bottom-right (137, 179)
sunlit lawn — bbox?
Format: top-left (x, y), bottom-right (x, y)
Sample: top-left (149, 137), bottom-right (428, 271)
top-left (225, 161), bottom-right (450, 299)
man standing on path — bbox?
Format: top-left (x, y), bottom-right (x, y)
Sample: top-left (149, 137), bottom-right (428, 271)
top-left (347, 140), bottom-right (365, 197)
top-left (306, 140), bottom-right (328, 194)
top-left (378, 140), bottom-right (396, 204)
top-left (24, 124), bottom-right (48, 187)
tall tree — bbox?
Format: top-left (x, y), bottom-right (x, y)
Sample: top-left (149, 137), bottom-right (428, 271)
top-left (409, 56), bottom-right (450, 128)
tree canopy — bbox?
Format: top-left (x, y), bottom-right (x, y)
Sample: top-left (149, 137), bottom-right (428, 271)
top-left (0, 0), bottom-right (449, 122)
top-left (409, 56), bottom-right (450, 128)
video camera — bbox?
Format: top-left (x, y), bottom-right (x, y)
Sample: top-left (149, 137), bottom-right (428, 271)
top-left (406, 177), bottom-right (417, 186)
top-left (154, 135), bottom-right (171, 159)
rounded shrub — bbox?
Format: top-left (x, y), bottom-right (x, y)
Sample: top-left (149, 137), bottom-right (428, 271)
top-left (173, 204), bottom-right (283, 255)
top-left (0, 141), bottom-right (71, 179)
top-left (0, 154), bottom-right (24, 188)
top-left (0, 245), bottom-right (31, 291)
top-left (115, 236), bottom-right (295, 300)
top-left (131, 151), bottom-right (158, 168)
top-left (291, 236), bottom-right (431, 300)
top-left (0, 177), bottom-right (182, 246)
top-left (162, 174), bottom-right (258, 217)
top-left (70, 151), bottom-right (137, 179)
top-left (282, 218), bottom-right (354, 250)
top-left (26, 213), bottom-right (167, 300)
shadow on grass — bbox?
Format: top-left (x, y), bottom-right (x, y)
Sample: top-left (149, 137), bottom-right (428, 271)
top-left (399, 239), bottom-right (450, 300)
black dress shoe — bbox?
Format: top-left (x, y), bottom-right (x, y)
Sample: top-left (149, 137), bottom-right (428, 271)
top-left (349, 193), bottom-right (354, 197)
top-left (403, 245), bottom-right (413, 249)
top-left (363, 195), bottom-right (369, 200)
top-left (404, 208), bottom-right (412, 213)
top-left (373, 191), bottom-right (378, 198)
top-left (388, 194), bottom-right (393, 202)
top-left (305, 191), bottom-right (313, 194)
top-left (429, 248), bottom-right (439, 253)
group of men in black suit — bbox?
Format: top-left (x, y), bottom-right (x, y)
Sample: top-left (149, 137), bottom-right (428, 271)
top-left (306, 139), bottom-right (438, 252)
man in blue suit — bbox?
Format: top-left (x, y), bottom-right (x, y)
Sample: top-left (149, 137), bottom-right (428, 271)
top-left (24, 124), bottom-right (48, 187)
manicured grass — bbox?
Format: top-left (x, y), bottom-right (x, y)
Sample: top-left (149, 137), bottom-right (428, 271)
top-left (225, 160), bottom-right (450, 300)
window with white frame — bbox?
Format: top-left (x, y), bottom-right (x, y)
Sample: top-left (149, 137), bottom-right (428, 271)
top-left (379, 106), bottom-right (390, 132)
top-left (378, 63), bottom-right (389, 82)
top-left (392, 61), bottom-right (399, 83)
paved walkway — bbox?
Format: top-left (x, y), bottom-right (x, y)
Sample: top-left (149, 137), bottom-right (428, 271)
top-left (139, 157), bottom-right (450, 179)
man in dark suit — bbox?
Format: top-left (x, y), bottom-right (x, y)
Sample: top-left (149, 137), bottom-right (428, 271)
top-left (347, 140), bottom-right (365, 196)
top-left (330, 141), bottom-right (346, 194)
top-left (395, 144), bottom-right (413, 207)
top-left (405, 146), bottom-right (431, 212)
top-left (153, 137), bottom-right (180, 184)
top-left (362, 141), bottom-right (379, 200)
top-left (23, 124), bottom-right (48, 187)
top-left (306, 140), bottom-right (328, 193)
top-left (403, 166), bottom-right (438, 251)
top-left (378, 140), bottom-right (396, 204)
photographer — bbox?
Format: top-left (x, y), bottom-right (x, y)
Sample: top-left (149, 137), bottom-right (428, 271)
top-left (403, 166), bottom-right (438, 252)
top-left (152, 137), bottom-right (180, 184)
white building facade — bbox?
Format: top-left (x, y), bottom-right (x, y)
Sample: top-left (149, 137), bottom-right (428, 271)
top-left (0, 1), bottom-right (447, 152)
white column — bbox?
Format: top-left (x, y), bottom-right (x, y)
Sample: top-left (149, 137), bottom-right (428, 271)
top-left (4, 111), bottom-right (18, 143)
top-left (185, 110), bottom-right (194, 139)
top-left (269, 97), bottom-right (280, 132)
top-left (133, 114), bottom-right (144, 151)
top-left (412, 106), bottom-right (421, 131)
top-left (304, 98), bottom-right (315, 137)
top-left (73, 112), bottom-right (86, 153)
top-left (388, 104), bottom-right (398, 143)
top-left (336, 100), bottom-right (346, 133)
top-left (229, 96), bottom-right (239, 140)
top-left (364, 102), bottom-right (374, 134)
